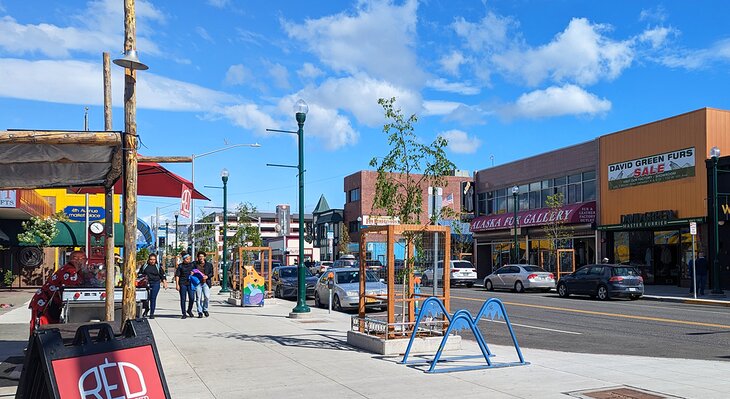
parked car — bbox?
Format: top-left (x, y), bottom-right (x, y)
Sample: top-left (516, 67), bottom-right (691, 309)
top-left (332, 254), bottom-right (358, 268)
top-left (483, 265), bottom-right (555, 293)
top-left (365, 259), bottom-right (383, 272)
top-left (557, 264), bottom-right (644, 300)
top-left (271, 266), bottom-right (318, 299)
top-left (421, 260), bottom-right (478, 288)
top-left (313, 267), bottom-right (387, 311)
top-left (310, 261), bottom-right (333, 275)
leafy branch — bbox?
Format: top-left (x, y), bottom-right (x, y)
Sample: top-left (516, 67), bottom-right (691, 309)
top-left (18, 212), bottom-right (68, 248)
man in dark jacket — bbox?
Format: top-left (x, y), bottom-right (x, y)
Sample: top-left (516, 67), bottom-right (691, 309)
top-left (689, 252), bottom-right (709, 296)
top-left (175, 254), bottom-right (195, 319)
top-left (196, 251), bottom-right (214, 317)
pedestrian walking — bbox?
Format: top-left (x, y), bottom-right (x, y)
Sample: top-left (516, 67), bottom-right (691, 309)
top-left (175, 253), bottom-right (195, 319)
top-left (138, 253), bottom-right (168, 319)
top-left (196, 251), bottom-right (214, 317)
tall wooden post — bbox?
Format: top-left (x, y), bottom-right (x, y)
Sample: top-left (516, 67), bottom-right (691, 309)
top-left (103, 52), bottom-right (115, 322)
top-left (121, 0), bottom-right (139, 323)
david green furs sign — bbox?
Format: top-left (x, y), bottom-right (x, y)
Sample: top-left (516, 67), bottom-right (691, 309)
top-left (608, 147), bottom-right (695, 190)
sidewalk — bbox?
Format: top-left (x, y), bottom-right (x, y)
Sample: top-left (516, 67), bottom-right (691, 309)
top-left (643, 284), bottom-right (730, 307)
top-left (147, 287), bottom-right (730, 399)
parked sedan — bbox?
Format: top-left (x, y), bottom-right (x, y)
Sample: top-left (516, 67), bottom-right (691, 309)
top-left (421, 260), bottom-right (478, 287)
top-left (313, 267), bottom-right (387, 311)
top-left (271, 266), bottom-right (318, 299)
top-left (557, 264), bottom-right (644, 300)
top-left (484, 265), bottom-right (555, 293)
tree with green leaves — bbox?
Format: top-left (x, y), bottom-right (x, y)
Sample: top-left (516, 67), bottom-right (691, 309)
top-left (231, 202), bottom-right (263, 262)
top-left (369, 97), bottom-right (456, 224)
top-left (18, 211), bottom-right (68, 248)
top-left (541, 192), bottom-right (574, 271)
top-left (338, 222), bottom-right (350, 256)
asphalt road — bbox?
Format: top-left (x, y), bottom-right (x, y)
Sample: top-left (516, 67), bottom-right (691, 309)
top-left (295, 286), bottom-right (730, 362)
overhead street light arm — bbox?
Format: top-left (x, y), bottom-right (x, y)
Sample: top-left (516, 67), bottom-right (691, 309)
top-left (267, 163), bottom-right (298, 169)
top-left (266, 128), bottom-right (298, 135)
top-left (194, 143), bottom-right (261, 159)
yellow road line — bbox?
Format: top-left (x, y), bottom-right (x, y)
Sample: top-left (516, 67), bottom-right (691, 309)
top-left (451, 295), bottom-right (730, 330)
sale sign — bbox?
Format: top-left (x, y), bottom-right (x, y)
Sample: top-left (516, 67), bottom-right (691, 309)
top-left (607, 147), bottom-right (695, 190)
top-left (51, 345), bottom-right (165, 399)
top-left (180, 184), bottom-right (191, 218)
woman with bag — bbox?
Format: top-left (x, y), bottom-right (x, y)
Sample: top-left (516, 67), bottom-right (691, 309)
top-left (138, 253), bottom-right (167, 318)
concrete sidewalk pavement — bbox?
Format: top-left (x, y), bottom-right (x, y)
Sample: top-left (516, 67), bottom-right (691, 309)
top-left (148, 287), bottom-right (730, 399)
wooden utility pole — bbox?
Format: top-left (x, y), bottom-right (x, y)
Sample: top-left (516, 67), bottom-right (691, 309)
top-left (121, 0), bottom-right (139, 324)
top-left (103, 52), bottom-right (115, 322)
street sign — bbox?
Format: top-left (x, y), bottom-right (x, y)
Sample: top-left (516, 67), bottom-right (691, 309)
top-left (690, 221), bottom-right (697, 235)
top-left (64, 206), bottom-right (105, 221)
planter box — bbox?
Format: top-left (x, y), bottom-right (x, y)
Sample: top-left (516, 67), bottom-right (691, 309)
top-left (346, 330), bottom-right (461, 355)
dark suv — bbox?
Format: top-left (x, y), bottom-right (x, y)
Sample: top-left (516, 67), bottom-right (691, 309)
top-left (557, 264), bottom-right (644, 300)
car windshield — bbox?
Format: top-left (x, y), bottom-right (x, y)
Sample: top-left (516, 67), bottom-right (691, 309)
top-left (279, 268), bottom-right (312, 278)
top-left (522, 266), bottom-right (546, 272)
top-left (612, 267), bottom-right (640, 276)
top-left (336, 271), bottom-right (379, 284)
top-left (451, 261), bottom-right (474, 269)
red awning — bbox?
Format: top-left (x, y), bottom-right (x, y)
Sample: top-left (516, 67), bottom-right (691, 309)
top-left (70, 162), bottom-right (209, 200)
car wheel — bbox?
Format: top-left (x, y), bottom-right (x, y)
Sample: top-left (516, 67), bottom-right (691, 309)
top-left (596, 285), bottom-right (609, 301)
top-left (333, 295), bottom-right (342, 312)
top-left (630, 294), bottom-right (641, 300)
top-left (466, 283), bottom-right (474, 288)
top-left (421, 275), bottom-right (429, 287)
top-left (514, 281), bottom-right (524, 293)
top-left (274, 285), bottom-right (282, 298)
top-left (557, 283), bottom-right (569, 298)
top-left (485, 279), bottom-right (494, 291)
top-left (314, 292), bottom-right (322, 308)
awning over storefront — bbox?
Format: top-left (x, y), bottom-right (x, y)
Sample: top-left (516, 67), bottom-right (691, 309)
top-left (0, 220), bottom-right (125, 247)
top-left (0, 130), bottom-right (122, 189)
top-left (597, 216), bottom-right (705, 231)
top-left (470, 201), bottom-right (596, 232)
top-left (69, 161), bottom-right (209, 200)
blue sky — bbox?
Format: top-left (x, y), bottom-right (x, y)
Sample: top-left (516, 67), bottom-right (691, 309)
top-left (1, 0), bottom-right (730, 227)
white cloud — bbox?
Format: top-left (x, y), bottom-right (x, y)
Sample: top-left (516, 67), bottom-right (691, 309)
top-left (639, 6), bottom-right (667, 22)
top-left (439, 50), bottom-right (466, 76)
top-left (660, 39), bottom-right (730, 70)
top-left (0, 58), bottom-right (237, 112)
top-left (491, 18), bottom-right (634, 87)
top-left (224, 64), bottom-right (252, 86)
top-left (217, 103), bottom-right (279, 132)
top-left (0, 0), bottom-right (163, 58)
top-left (195, 26), bottom-right (214, 43)
top-left (426, 78), bottom-right (480, 95)
top-left (639, 26), bottom-right (674, 49)
top-left (206, 0), bottom-right (230, 8)
top-left (266, 62), bottom-right (290, 89)
top-left (501, 85), bottom-right (610, 119)
top-left (297, 63), bottom-right (323, 80)
top-left (439, 129), bottom-right (482, 154)
top-left (283, 0), bottom-right (425, 87)
top-left (422, 100), bottom-right (463, 116)
top-left (453, 12), bottom-right (517, 53)
top-left (443, 104), bottom-right (489, 126)
top-left (301, 75), bottom-right (421, 126)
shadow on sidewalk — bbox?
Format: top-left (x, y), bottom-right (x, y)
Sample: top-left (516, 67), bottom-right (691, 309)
top-left (209, 331), bottom-right (357, 352)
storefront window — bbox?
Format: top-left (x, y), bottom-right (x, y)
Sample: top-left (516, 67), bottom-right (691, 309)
top-left (541, 188), bottom-right (551, 208)
top-left (529, 191), bottom-right (540, 209)
top-left (519, 192), bottom-right (529, 210)
top-left (583, 180), bottom-right (596, 201)
top-left (496, 197), bottom-right (506, 214)
top-left (568, 183), bottom-right (582, 204)
top-left (614, 231), bottom-right (630, 264)
top-left (477, 192), bottom-right (487, 216)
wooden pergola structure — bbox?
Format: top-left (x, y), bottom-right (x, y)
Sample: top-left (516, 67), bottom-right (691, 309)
top-left (357, 224), bottom-right (451, 339)
top-left (236, 246), bottom-right (273, 295)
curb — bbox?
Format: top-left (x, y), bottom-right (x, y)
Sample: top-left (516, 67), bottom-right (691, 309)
top-left (642, 295), bottom-right (730, 307)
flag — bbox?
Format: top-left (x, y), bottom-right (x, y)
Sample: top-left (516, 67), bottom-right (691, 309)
top-left (442, 193), bottom-right (454, 207)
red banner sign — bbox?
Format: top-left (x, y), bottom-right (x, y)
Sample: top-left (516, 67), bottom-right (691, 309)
top-left (52, 345), bottom-right (165, 399)
top-left (180, 184), bottom-right (191, 218)
top-left (470, 201), bottom-right (596, 232)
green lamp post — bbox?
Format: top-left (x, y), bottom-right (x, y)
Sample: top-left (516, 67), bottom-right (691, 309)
top-left (293, 99), bottom-right (311, 314)
top-left (512, 185), bottom-right (519, 264)
top-left (710, 146), bottom-right (724, 295)
top-left (220, 168), bottom-right (230, 293)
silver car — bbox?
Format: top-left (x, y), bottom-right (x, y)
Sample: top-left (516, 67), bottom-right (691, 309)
top-left (313, 267), bottom-right (387, 311)
top-left (483, 265), bottom-right (555, 293)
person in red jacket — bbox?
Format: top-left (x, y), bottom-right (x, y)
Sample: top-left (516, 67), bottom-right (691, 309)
top-left (28, 250), bottom-right (86, 335)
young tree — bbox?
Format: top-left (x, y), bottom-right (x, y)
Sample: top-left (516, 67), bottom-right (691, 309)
top-left (338, 223), bottom-right (350, 256)
top-left (18, 211), bottom-right (68, 248)
top-left (541, 192), bottom-right (573, 272)
top-left (231, 202), bottom-right (263, 263)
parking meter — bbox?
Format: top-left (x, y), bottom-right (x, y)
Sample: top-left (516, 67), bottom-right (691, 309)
top-left (327, 272), bottom-right (335, 314)
top-left (413, 276), bottom-right (422, 315)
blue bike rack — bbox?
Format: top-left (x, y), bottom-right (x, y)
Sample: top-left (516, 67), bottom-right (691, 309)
top-left (401, 296), bottom-right (529, 373)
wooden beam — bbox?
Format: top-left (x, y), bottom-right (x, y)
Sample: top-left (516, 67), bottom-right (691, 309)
top-left (137, 156), bottom-right (193, 163)
top-left (103, 51), bottom-right (115, 323)
top-left (0, 131), bottom-right (121, 145)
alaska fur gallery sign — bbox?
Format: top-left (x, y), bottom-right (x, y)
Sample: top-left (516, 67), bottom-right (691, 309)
top-left (607, 147), bottom-right (695, 190)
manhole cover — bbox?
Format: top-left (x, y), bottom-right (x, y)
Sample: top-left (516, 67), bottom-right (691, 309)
top-left (565, 386), bottom-right (684, 399)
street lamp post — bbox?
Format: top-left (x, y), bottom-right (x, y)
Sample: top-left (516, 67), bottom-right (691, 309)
top-left (189, 143), bottom-right (260, 258)
top-left (220, 168), bottom-right (230, 293)
top-left (174, 212), bottom-right (179, 258)
top-left (165, 221), bottom-right (169, 268)
top-left (710, 146), bottom-right (724, 295)
top-left (293, 100), bottom-right (310, 314)
top-left (512, 185), bottom-right (519, 264)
